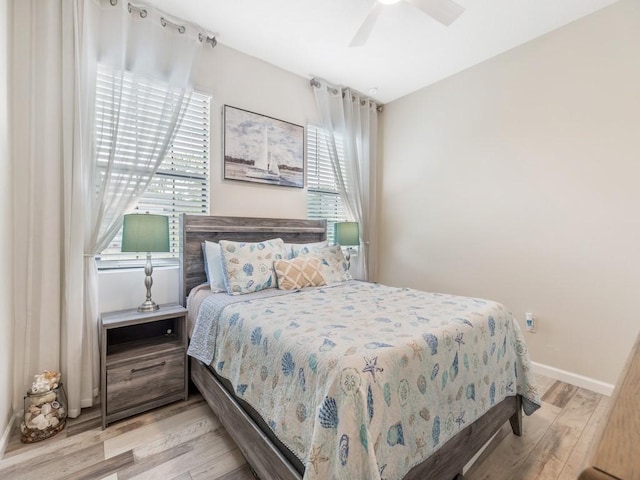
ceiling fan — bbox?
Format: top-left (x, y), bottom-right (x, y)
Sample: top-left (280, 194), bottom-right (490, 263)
top-left (349, 0), bottom-right (465, 47)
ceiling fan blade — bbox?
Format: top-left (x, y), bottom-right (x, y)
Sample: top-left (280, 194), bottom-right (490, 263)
top-left (349, 2), bottom-right (383, 47)
top-left (406, 0), bottom-right (465, 26)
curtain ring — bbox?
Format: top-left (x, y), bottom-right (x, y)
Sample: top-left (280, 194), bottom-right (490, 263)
top-left (128, 4), bottom-right (147, 18)
top-left (110, 0), bottom-right (117, 5)
top-left (161, 17), bottom-right (186, 33)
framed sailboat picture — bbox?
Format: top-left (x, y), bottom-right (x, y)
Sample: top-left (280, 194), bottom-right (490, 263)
top-left (223, 105), bottom-right (304, 188)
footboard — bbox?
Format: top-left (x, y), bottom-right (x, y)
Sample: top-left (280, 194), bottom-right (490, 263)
top-left (191, 357), bottom-right (522, 480)
top-left (403, 395), bottom-right (521, 479)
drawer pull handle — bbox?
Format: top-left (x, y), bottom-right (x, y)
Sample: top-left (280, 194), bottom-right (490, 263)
top-left (131, 361), bottom-right (166, 374)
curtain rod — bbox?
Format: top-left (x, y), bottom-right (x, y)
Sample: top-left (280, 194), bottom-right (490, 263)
top-left (310, 78), bottom-right (383, 112)
top-left (110, 1), bottom-right (217, 48)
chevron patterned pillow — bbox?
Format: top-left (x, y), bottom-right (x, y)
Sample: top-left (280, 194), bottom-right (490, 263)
top-left (274, 257), bottom-right (327, 290)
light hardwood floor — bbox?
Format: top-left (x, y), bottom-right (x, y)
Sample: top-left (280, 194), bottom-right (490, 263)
top-left (0, 374), bottom-right (607, 480)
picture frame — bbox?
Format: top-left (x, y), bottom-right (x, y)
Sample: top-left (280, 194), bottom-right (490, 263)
top-left (223, 105), bottom-right (304, 188)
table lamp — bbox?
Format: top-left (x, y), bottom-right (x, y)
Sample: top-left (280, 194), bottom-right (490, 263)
top-left (121, 213), bottom-right (170, 312)
top-left (334, 221), bottom-right (359, 267)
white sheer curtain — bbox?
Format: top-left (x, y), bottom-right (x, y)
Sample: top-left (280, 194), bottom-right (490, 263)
top-left (14, 0), bottom-right (210, 416)
top-left (13, 0), bottom-right (70, 413)
top-left (312, 78), bottom-right (379, 281)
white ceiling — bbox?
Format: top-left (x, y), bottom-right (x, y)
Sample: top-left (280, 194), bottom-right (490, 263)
top-left (147, 0), bottom-right (619, 103)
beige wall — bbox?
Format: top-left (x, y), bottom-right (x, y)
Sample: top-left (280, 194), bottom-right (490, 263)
top-left (379, 0), bottom-right (640, 385)
top-left (194, 44), bottom-right (316, 219)
top-left (100, 44), bottom-right (317, 312)
top-left (0, 0), bottom-right (14, 446)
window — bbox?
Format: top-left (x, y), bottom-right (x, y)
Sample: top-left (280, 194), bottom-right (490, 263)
top-left (96, 67), bottom-right (211, 267)
top-left (306, 125), bottom-right (348, 243)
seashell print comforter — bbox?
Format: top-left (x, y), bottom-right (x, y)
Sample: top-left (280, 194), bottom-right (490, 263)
top-left (188, 280), bottom-right (541, 480)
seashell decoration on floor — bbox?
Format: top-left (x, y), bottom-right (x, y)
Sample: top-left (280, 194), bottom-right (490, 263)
top-left (20, 370), bottom-right (68, 443)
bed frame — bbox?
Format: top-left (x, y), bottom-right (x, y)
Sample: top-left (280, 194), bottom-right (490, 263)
top-left (180, 214), bottom-right (523, 480)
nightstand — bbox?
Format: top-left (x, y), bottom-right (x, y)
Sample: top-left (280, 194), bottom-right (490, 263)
top-left (100, 303), bottom-right (188, 429)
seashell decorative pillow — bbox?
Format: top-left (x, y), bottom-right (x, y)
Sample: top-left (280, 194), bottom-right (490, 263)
top-left (286, 240), bottom-right (328, 259)
top-left (219, 238), bottom-right (287, 295)
top-left (300, 245), bottom-right (352, 284)
top-left (274, 256), bottom-right (327, 290)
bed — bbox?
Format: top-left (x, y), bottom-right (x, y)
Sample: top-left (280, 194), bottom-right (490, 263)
top-left (180, 214), bottom-right (540, 480)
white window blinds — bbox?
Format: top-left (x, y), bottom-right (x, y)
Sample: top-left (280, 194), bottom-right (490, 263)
top-left (96, 67), bottom-right (211, 265)
top-left (306, 125), bottom-right (348, 243)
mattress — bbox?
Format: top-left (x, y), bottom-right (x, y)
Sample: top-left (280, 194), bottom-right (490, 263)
top-left (187, 280), bottom-right (541, 480)
top-left (186, 283), bottom-right (216, 336)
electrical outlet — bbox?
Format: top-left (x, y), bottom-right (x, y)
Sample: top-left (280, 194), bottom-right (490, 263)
top-left (525, 312), bottom-right (535, 333)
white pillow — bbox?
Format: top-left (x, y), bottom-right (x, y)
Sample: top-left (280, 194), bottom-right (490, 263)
top-left (287, 240), bottom-right (329, 259)
top-left (204, 241), bottom-right (226, 293)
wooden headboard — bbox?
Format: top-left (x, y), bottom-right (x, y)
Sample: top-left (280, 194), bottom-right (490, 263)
top-left (179, 214), bottom-right (327, 305)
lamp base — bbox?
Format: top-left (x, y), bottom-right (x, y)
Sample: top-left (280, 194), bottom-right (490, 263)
top-left (137, 299), bottom-right (160, 312)
top-left (344, 247), bottom-right (357, 270)
top-left (138, 253), bottom-right (159, 312)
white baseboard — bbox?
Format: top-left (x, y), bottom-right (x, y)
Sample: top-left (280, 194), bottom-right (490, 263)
top-left (532, 361), bottom-right (614, 396)
top-left (0, 412), bottom-right (17, 458)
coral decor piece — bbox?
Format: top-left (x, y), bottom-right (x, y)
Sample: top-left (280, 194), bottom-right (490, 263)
top-left (21, 370), bottom-right (67, 443)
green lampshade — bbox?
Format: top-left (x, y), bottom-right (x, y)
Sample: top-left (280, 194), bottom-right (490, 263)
top-left (334, 222), bottom-right (359, 247)
top-left (121, 213), bottom-right (170, 253)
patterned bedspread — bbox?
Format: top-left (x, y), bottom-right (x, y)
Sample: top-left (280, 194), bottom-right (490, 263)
top-left (188, 281), bottom-right (541, 480)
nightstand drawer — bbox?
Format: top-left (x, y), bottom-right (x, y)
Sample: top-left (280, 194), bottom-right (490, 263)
top-left (106, 349), bottom-right (185, 415)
